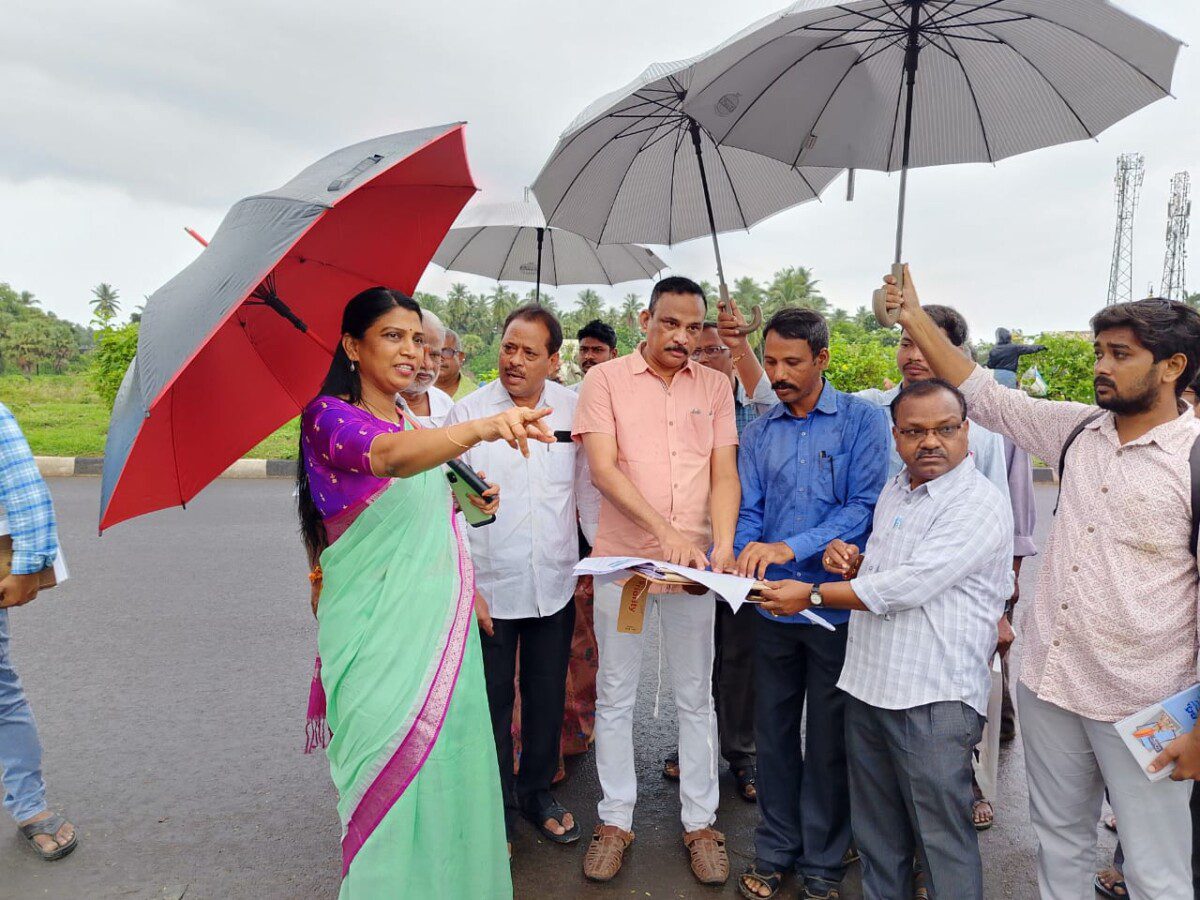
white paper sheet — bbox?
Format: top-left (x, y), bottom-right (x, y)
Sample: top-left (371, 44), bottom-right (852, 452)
top-left (0, 515), bottom-right (69, 585)
top-left (574, 557), bottom-right (835, 630)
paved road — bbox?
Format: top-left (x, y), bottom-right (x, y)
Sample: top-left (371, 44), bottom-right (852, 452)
top-left (1, 479), bottom-right (1113, 899)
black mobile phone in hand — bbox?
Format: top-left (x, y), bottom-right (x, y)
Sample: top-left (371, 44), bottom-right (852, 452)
top-left (445, 458), bottom-right (496, 528)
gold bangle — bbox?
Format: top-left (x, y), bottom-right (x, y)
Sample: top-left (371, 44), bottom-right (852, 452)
top-left (731, 353), bottom-right (747, 364)
top-left (446, 425), bottom-right (472, 451)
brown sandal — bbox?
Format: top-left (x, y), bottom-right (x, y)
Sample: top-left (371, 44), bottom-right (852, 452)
top-left (684, 827), bottom-right (729, 885)
top-left (583, 824), bottom-right (633, 882)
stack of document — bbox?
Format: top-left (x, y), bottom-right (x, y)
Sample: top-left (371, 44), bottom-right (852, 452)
top-left (573, 556), bottom-right (835, 631)
top-left (1114, 682), bottom-right (1200, 782)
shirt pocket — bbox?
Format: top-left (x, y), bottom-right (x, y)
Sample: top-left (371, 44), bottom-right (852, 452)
top-left (812, 452), bottom-right (848, 506)
top-left (544, 443), bottom-right (577, 486)
top-left (679, 406), bottom-right (716, 459)
top-left (1108, 479), bottom-right (1190, 558)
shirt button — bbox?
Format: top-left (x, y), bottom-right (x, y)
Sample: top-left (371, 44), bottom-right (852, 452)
top-left (1086, 526), bottom-right (1094, 534)
top-left (671, 451), bottom-right (677, 457)
top-left (800, 459), bottom-right (806, 464)
top-left (1052, 640), bottom-right (1061, 647)
top-left (1061, 603), bottom-right (1069, 610)
top-left (1117, 449), bottom-right (1123, 457)
top-left (669, 421), bottom-right (674, 426)
top-left (1071, 565), bottom-right (1079, 572)
top-left (1101, 486), bottom-right (1109, 493)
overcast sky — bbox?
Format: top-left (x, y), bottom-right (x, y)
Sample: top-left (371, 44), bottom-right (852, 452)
top-left (1, 0), bottom-right (1196, 340)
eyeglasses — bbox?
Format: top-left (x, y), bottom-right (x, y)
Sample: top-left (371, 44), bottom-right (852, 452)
top-left (690, 346), bottom-right (730, 359)
top-left (896, 422), bottom-right (966, 441)
top-left (437, 348), bottom-right (462, 359)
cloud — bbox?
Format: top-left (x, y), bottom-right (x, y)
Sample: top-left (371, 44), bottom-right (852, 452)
top-left (1, 0), bottom-right (1196, 338)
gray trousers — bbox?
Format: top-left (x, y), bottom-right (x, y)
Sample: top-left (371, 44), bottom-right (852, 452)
top-left (845, 695), bottom-right (984, 900)
top-left (1017, 682), bottom-right (1193, 900)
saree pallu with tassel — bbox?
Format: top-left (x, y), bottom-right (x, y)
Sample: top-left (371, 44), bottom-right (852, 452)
top-left (316, 472), bottom-right (511, 898)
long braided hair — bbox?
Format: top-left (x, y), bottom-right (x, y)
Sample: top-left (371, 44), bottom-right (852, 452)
top-left (296, 287), bottom-right (422, 565)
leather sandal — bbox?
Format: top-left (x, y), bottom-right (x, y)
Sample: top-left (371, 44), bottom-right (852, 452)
top-left (582, 824), bottom-right (633, 882)
top-left (684, 827), bottom-right (729, 885)
top-left (19, 812), bottom-right (78, 861)
top-left (739, 864), bottom-right (784, 899)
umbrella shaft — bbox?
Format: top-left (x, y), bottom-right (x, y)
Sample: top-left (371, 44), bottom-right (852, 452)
top-left (688, 120), bottom-right (728, 292)
top-left (535, 227), bottom-right (544, 303)
top-left (894, 0), bottom-right (922, 265)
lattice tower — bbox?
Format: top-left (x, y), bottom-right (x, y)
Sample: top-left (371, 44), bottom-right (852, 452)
top-left (1160, 172), bottom-right (1190, 301)
top-left (1107, 153), bottom-right (1145, 305)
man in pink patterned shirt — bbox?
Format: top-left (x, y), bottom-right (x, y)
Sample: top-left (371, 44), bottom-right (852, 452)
top-left (881, 267), bottom-right (1200, 899)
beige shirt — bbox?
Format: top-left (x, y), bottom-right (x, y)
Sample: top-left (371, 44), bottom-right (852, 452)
top-left (960, 365), bottom-right (1200, 721)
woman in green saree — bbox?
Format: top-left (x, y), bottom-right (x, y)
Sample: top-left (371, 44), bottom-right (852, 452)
top-left (298, 288), bottom-right (553, 897)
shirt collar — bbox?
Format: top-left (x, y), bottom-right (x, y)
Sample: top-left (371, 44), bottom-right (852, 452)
top-left (896, 454), bottom-right (977, 498)
top-left (1086, 406), bottom-right (1200, 454)
top-left (763, 378), bottom-right (838, 420)
top-left (485, 377), bottom-right (545, 411)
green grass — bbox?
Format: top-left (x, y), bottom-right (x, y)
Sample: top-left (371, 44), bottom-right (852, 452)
top-left (0, 374), bottom-right (298, 459)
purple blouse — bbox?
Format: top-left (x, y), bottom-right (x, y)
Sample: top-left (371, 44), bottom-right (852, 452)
top-left (301, 396), bottom-right (405, 523)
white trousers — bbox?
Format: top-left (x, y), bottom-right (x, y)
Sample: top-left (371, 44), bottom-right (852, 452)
top-left (593, 580), bottom-right (719, 832)
top-left (1017, 682), bottom-right (1193, 900)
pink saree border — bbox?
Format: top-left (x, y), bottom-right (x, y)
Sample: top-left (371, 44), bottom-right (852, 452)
top-left (338, 426), bottom-right (477, 877)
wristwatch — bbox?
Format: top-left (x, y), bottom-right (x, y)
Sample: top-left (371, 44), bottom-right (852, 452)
top-left (810, 585), bottom-right (824, 607)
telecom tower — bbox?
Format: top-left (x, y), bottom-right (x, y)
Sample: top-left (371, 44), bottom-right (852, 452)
top-left (1107, 153), bottom-right (1145, 305)
top-left (1161, 172), bottom-right (1191, 301)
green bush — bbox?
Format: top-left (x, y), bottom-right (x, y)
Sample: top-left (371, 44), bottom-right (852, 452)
top-left (90, 322), bottom-right (140, 408)
top-left (826, 335), bottom-right (900, 393)
top-left (1016, 334), bottom-right (1094, 404)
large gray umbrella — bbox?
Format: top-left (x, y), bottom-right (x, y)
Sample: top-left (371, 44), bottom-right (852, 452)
top-left (432, 199), bottom-right (666, 301)
top-left (530, 54), bottom-right (842, 314)
top-left (682, 0), bottom-right (1182, 319)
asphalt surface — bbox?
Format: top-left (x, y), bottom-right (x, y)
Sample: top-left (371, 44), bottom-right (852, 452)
top-left (0, 479), bottom-right (1114, 899)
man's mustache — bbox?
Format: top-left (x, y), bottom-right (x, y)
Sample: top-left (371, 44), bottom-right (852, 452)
top-left (1094, 376), bottom-right (1117, 390)
top-left (771, 381), bottom-right (800, 392)
top-left (666, 345), bottom-right (689, 355)
top-left (917, 448), bottom-right (948, 459)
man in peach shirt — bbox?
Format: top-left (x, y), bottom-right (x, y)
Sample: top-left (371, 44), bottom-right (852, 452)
top-left (573, 276), bottom-right (740, 886)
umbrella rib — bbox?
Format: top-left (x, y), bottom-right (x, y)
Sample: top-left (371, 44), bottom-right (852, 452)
top-left (964, 22), bottom-right (1113, 137)
top-left (927, 0), bottom-right (1011, 30)
top-left (592, 241), bottom-right (617, 286)
top-left (668, 126), bottom-right (683, 245)
top-left (498, 227), bottom-right (526, 284)
top-left (440, 227), bottom-right (487, 272)
top-left (925, 25), bottom-right (996, 162)
top-left (800, 3), bottom-right (898, 31)
top-left (974, 14), bottom-right (1172, 96)
top-left (885, 70), bottom-right (906, 171)
top-left (704, 129), bottom-right (751, 230)
top-left (855, 32), bottom-right (910, 66)
top-left (598, 113), bottom-right (676, 245)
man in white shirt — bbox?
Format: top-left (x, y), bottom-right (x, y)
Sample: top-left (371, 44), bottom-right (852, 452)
top-left (445, 304), bottom-right (600, 851)
top-left (757, 379), bottom-right (1012, 900)
top-left (400, 309), bottom-right (454, 426)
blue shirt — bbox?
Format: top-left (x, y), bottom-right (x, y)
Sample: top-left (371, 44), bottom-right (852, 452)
top-left (734, 381), bottom-right (890, 625)
top-left (0, 402), bottom-right (58, 575)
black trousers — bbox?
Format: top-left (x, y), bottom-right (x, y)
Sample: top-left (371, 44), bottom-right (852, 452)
top-left (754, 616), bottom-right (851, 881)
top-left (480, 600), bottom-right (575, 834)
top-left (714, 600), bottom-right (757, 770)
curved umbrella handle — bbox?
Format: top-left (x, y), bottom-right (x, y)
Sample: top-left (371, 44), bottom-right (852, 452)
top-left (872, 263), bottom-right (905, 327)
top-left (717, 285), bottom-right (762, 337)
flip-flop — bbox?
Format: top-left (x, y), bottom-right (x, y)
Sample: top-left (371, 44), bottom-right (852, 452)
top-left (733, 765), bottom-right (757, 802)
top-left (523, 797), bottom-right (580, 845)
top-left (19, 813), bottom-right (78, 861)
top-left (972, 798), bottom-right (994, 831)
top-left (1094, 870), bottom-right (1128, 898)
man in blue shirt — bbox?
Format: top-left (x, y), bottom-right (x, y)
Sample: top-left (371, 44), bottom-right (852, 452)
top-left (733, 310), bottom-right (889, 900)
top-left (0, 402), bottom-right (77, 861)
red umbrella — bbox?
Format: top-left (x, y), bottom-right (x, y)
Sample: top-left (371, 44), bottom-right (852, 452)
top-left (100, 123), bottom-right (477, 531)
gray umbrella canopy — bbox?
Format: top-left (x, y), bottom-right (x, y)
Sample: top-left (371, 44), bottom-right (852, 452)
top-left (683, 0), bottom-right (1181, 267)
top-left (531, 54), bottom-right (841, 306)
top-left (433, 200), bottom-right (666, 294)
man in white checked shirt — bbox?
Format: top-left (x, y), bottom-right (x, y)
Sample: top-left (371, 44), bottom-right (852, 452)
top-left (758, 379), bottom-right (1012, 900)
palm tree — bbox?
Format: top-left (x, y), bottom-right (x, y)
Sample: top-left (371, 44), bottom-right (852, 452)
top-left (489, 284), bottom-right (520, 334)
top-left (414, 291), bottom-right (446, 318)
top-left (523, 288), bottom-right (558, 315)
top-left (90, 283), bottom-right (121, 326)
top-left (620, 293), bottom-right (643, 327)
top-left (575, 289), bottom-right (605, 323)
top-left (764, 266), bottom-right (825, 318)
top-left (444, 283), bottom-right (473, 333)
top-left (731, 277), bottom-right (764, 309)
top-left (17, 290), bottom-right (38, 308)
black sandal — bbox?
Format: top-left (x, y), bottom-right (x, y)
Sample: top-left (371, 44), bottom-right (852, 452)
top-left (733, 764), bottom-right (757, 802)
top-left (522, 795), bottom-right (580, 845)
top-left (738, 864), bottom-right (784, 899)
top-left (19, 813), bottom-right (78, 861)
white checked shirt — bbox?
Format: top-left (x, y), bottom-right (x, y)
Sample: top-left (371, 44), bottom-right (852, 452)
top-left (445, 379), bottom-right (600, 620)
top-left (839, 456), bottom-right (1014, 716)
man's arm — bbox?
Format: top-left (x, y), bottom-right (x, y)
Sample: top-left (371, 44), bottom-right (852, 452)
top-left (0, 405), bottom-right (58, 608)
top-left (709, 445), bottom-right (740, 571)
top-left (575, 440), bottom-right (601, 547)
top-left (717, 296), bottom-right (767, 401)
top-left (581, 433), bottom-right (708, 567)
top-left (884, 266), bottom-right (1097, 465)
top-left (733, 428), bottom-right (766, 557)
